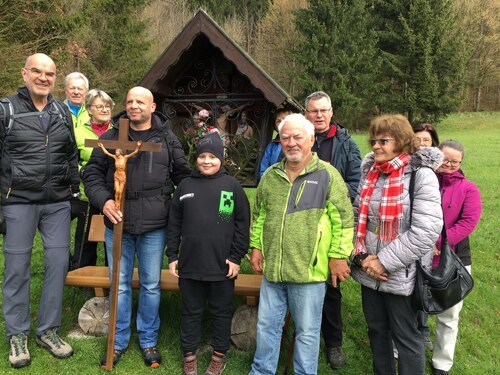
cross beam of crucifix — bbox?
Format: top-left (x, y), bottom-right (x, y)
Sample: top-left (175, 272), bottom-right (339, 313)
top-left (85, 118), bottom-right (162, 371)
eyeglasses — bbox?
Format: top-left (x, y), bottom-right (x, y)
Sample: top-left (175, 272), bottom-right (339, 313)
top-left (442, 158), bottom-right (461, 167)
top-left (90, 104), bottom-right (111, 111)
top-left (305, 108), bottom-right (331, 116)
top-left (369, 138), bottom-right (395, 146)
top-left (24, 67), bottom-right (56, 79)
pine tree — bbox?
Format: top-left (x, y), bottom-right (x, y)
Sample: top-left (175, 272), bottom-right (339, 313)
top-left (292, 0), bottom-right (382, 128)
top-left (374, 0), bottom-right (468, 122)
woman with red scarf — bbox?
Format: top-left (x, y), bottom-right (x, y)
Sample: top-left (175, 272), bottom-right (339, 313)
top-left (71, 89), bottom-right (114, 269)
top-left (350, 114), bottom-right (443, 375)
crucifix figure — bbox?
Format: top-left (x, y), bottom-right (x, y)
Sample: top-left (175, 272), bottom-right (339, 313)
top-left (97, 140), bottom-right (143, 211)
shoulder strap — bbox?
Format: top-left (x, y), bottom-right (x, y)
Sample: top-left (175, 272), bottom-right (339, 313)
top-left (0, 98), bottom-right (14, 134)
top-left (51, 100), bottom-right (70, 127)
top-left (408, 169), bottom-right (416, 226)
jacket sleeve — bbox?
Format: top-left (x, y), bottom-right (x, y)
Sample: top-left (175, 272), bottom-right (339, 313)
top-left (63, 103), bottom-right (80, 192)
top-left (166, 184), bottom-right (183, 263)
top-left (81, 137), bottom-right (114, 210)
top-left (228, 181), bottom-right (251, 264)
top-left (249, 183), bottom-right (266, 250)
top-left (377, 168), bottom-right (443, 273)
top-left (168, 129), bottom-right (192, 186)
top-left (327, 168), bottom-right (354, 259)
top-left (259, 143), bottom-right (274, 178)
top-left (345, 138), bottom-right (362, 201)
top-left (446, 182), bottom-right (482, 247)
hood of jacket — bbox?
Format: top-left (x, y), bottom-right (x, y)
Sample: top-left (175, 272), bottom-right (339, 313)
top-left (361, 147), bottom-right (444, 175)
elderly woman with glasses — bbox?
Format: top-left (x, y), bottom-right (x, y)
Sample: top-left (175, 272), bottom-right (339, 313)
top-left (431, 140), bottom-right (482, 375)
top-left (71, 89), bottom-right (114, 269)
top-left (350, 114), bottom-right (443, 375)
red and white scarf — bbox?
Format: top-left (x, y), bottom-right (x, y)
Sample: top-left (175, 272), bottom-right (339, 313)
top-left (355, 153), bottom-right (411, 254)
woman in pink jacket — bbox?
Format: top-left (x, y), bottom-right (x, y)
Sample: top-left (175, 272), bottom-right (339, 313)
top-left (432, 140), bottom-right (482, 375)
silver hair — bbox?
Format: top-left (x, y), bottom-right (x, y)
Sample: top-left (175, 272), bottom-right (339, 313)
top-left (65, 72), bottom-right (89, 90)
top-left (304, 91), bottom-right (331, 109)
top-left (85, 89), bottom-right (114, 108)
top-left (278, 113), bottom-right (315, 137)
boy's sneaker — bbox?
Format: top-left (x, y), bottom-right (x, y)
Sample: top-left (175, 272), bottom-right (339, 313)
top-left (142, 346), bottom-right (161, 368)
top-left (100, 348), bottom-right (127, 368)
top-left (9, 333), bottom-right (31, 368)
top-left (36, 329), bottom-right (73, 359)
top-left (183, 354), bottom-right (198, 375)
top-left (204, 353), bottom-right (226, 375)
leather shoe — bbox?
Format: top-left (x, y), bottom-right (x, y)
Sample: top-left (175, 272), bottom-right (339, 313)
top-left (100, 348), bottom-right (126, 368)
top-left (327, 346), bottom-right (346, 369)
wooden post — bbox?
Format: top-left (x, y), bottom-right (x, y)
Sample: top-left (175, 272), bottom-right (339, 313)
top-left (85, 118), bottom-right (162, 370)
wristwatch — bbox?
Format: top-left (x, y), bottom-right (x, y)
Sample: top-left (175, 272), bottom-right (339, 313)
top-left (352, 253), bottom-right (369, 268)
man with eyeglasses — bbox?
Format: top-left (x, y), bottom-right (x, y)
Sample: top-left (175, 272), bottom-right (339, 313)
top-left (0, 53), bottom-right (79, 368)
top-left (304, 90), bottom-right (361, 370)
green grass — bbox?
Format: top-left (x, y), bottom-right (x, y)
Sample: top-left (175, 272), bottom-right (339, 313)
top-left (0, 112), bottom-right (499, 374)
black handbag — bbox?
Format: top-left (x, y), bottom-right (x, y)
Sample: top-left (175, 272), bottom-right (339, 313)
top-left (412, 228), bottom-right (474, 314)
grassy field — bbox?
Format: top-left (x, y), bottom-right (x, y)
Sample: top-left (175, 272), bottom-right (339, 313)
top-left (0, 112), bottom-right (498, 374)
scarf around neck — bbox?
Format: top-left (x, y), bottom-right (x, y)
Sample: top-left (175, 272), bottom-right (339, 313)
top-left (355, 153), bottom-right (411, 254)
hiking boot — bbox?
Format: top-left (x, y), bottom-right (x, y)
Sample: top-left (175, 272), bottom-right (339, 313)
top-left (36, 329), bottom-right (73, 359)
top-left (183, 354), bottom-right (198, 375)
top-left (433, 369), bottom-right (449, 375)
top-left (327, 346), bottom-right (346, 369)
top-left (100, 348), bottom-right (127, 369)
top-left (142, 346), bottom-right (162, 368)
top-left (204, 353), bottom-right (226, 375)
top-left (9, 333), bottom-right (31, 368)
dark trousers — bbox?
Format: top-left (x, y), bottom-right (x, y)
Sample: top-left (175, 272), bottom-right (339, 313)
top-left (321, 282), bottom-right (343, 348)
top-left (361, 286), bottom-right (425, 375)
top-left (179, 278), bottom-right (234, 354)
top-left (70, 200), bottom-right (105, 269)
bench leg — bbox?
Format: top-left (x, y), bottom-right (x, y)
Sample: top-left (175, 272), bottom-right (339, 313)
top-left (94, 288), bottom-right (109, 297)
top-left (246, 296), bottom-right (258, 306)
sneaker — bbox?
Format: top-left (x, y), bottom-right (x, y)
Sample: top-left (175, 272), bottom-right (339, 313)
top-left (183, 354), bottom-right (198, 375)
top-left (204, 353), bottom-right (226, 375)
top-left (327, 346), bottom-right (346, 369)
top-left (142, 346), bottom-right (162, 368)
top-left (433, 369), bottom-right (449, 375)
top-left (100, 348), bottom-right (127, 368)
top-left (9, 333), bottom-right (31, 368)
top-left (36, 329), bottom-right (73, 359)
top-left (423, 336), bottom-right (434, 351)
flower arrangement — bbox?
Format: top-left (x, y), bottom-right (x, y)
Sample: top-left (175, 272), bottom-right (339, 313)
top-left (192, 109), bottom-right (219, 142)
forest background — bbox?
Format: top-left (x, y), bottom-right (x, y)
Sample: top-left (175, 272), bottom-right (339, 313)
top-left (0, 0), bottom-right (498, 129)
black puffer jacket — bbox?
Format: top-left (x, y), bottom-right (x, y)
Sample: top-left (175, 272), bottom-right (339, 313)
top-left (82, 111), bottom-right (191, 234)
top-left (0, 87), bottom-right (79, 204)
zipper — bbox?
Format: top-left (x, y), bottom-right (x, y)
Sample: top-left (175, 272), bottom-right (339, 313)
top-left (295, 180), bottom-right (306, 208)
top-left (6, 187), bottom-right (11, 199)
top-left (279, 180), bottom-right (293, 281)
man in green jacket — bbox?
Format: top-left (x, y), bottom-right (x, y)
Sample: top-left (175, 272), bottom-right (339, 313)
top-left (249, 113), bottom-right (354, 375)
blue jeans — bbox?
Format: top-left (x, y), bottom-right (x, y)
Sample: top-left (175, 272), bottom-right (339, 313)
top-left (105, 227), bottom-right (166, 350)
top-left (249, 277), bottom-right (326, 375)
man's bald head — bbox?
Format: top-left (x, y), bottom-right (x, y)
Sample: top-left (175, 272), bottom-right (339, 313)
top-left (126, 86), bottom-right (156, 130)
top-left (21, 53), bottom-right (57, 105)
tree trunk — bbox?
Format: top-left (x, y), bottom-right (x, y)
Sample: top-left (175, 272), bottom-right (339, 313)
top-left (230, 305), bottom-right (258, 350)
top-left (78, 297), bottom-right (109, 336)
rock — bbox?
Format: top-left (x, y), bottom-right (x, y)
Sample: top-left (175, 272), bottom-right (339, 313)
top-left (78, 296), bottom-right (109, 336)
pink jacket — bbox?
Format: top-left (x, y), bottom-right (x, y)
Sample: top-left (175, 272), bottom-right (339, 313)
top-left (433, 170), bottom-right (482, 267)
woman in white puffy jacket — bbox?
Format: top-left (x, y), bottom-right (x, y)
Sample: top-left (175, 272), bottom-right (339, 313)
top-left (350, 114), bottom-right (443, 375)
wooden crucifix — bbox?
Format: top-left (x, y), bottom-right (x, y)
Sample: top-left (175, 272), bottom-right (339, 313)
top-left (85, 118), bottom-right (162, 371)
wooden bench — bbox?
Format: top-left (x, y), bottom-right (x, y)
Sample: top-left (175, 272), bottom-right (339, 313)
top-left (65, 215), bottom-right (262, 305)
top-left (65, 266), bottom-right (262, 305)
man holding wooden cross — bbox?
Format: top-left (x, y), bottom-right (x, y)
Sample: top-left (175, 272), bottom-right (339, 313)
top-left (82, 86), bottom-right (191, 369)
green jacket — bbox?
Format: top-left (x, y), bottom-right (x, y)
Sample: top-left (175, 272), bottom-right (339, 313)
top-left (250, 153), bottom-right (354, 283)
top-left (74, 121), bottom-right (111, 201)
top-left (64, 99), bottom-right (90, 129)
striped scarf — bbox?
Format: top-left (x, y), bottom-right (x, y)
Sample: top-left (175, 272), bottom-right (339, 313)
top-left (355, 153), bottom-right (410, 254)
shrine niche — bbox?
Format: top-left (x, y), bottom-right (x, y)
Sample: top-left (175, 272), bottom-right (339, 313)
top-left (139, 10), bottom-right (301, 186)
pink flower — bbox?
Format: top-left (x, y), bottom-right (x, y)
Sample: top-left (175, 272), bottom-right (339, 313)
top-left (197, 121), bottom-right (205, 128)
top-left (199, 109), bottom-right (210, 119)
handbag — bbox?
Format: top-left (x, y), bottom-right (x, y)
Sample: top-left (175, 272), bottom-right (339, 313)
top-left (407, 169), bottom-right (474, 314)
top-left (412, 227), bottom-right (474, 314)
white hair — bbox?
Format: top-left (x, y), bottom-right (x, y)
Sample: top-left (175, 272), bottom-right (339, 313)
top-left (65, 72), bottom-right (89, 90)
top-left (278, 113), bottom-right (315, 137)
